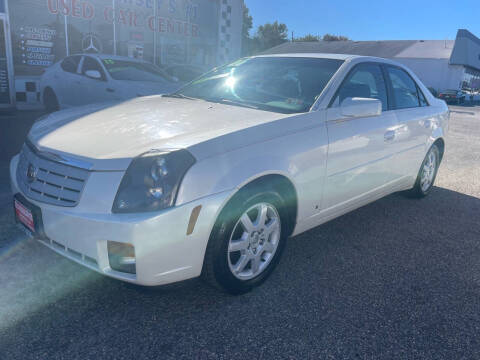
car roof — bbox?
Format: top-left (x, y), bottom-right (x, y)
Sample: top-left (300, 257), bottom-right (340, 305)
top-left (250, 53), bottom-right (419, 72)
top-left (252, 53), bottom-right (358, 61)
top-left (72, 53), bottom-right (148, 63)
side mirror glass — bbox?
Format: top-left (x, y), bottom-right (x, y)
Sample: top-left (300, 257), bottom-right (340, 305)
top-left (340, 97), bottom-right (382, 118)
top-left (85, 70), bottom-right (102, 80)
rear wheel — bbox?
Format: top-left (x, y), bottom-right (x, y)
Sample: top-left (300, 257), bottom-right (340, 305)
top-left (44, 88), bottom-right (59, 113)
top-left (405, 144), bottom-right (440, 198)
top-left (202, 190), bottom-right (289, 294)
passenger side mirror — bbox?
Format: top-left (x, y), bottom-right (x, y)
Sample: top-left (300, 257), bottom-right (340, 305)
top-left (85, 70), bottom-right (102, 80)
top-left (340, 97), bottom-right (382, 118)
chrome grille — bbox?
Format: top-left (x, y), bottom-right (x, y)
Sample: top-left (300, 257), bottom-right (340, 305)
top-left (16, 144), bottom-right (90, 207)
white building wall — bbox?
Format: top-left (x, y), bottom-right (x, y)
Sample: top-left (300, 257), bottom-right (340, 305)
top-left (228, 0), bottom-right (244, 62)
top-left (395, 58), bottom-right (465, 92)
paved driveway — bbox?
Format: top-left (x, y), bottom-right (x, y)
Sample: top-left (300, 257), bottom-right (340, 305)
top-left (0, 106), bottom-right (479, 359)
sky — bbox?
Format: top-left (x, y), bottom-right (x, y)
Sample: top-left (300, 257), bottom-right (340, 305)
top-left (244, 0), bottom-right (480, 41)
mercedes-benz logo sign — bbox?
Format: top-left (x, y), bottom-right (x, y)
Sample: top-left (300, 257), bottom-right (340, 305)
top-left (26, 163), bottom-right (38, 183)
top-left (82, 33), bottom-right (103, 54)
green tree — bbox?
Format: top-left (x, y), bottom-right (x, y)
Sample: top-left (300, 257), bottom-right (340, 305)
top-left (322, 33), bottom-right (350, 41)
top-left (242, 5), bottom-right (253, 39)
top-left (296, 34), bottom-right (321, 42)
top-left (253, 21), bottom-right (288, 53)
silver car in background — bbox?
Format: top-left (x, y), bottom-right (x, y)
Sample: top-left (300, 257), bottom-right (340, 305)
top-left (40, 54), bottom-right (182, 112)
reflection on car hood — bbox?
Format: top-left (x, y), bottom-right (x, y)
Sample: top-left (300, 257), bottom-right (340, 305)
top-left (28, 96), bottom-right (288, 170)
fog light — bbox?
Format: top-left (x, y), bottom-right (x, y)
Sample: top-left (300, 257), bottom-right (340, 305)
top-left (107, 241), bottom-right (136, 274)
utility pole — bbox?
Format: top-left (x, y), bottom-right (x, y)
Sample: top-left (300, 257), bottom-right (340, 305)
top-left (113, 0), bottom-right (117, 55)
top-left (291, 31), bottom-right (294, 42)
top-left (64, 15), bottom-right (69, 56)
top-left (153, 0), bottom-right (157, 64)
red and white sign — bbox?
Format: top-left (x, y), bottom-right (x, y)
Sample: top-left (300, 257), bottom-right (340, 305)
top-left (14, 199), bottom-right (35, 233)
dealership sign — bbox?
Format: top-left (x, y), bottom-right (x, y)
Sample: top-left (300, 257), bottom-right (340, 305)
top-left (46, 0), bottom-right (200, 37)
top-left (8, 0), bottom-right (223, 77)
top-left (46, 0), bottom-right (95, 19)
top-left (20, 26), bottom-right (57, 67)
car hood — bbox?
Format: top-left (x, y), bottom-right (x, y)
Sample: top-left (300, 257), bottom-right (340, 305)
top-left (28, 96), bottom-right (289, 170)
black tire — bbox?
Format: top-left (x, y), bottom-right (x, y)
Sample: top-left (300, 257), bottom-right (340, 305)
top-left (404, 144), bottom-right (441, 198)
top-left (202, 189), bottom-right (290, 295)
top-left (44, 88), bottom-right (59, 113)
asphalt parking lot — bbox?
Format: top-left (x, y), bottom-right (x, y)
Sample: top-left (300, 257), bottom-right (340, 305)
top-left (1, 106), bottom-right (480, 359)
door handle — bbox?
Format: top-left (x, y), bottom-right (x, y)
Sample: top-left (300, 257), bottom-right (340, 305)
top-left (384, 130), bottom-right (395, 142)
top-left (423, 119), bottom-right (432, 128)
top-left (106, 88), bottom-right (115, 93)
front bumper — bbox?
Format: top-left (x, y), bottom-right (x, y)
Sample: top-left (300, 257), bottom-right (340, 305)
top-left (10, 154), bottom-right (232, 286)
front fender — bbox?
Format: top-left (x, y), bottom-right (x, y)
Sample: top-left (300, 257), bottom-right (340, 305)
top-left (176, 117), bottom-right (329, 224)
top-left (177, 152), bottom-right (296, 206)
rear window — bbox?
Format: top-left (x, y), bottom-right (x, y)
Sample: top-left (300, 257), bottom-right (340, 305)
top-left (61, 56), bottom-right (81, 74)
top-left (386, 66), bottom-right (421, 109)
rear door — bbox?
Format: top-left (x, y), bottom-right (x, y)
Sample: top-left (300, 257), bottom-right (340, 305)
top-left (383, 65), bottom-right (434, 179)
top-left (323, 62), bottom-right (398, 211)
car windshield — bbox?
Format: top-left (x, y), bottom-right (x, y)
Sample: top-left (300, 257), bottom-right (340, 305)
top-left (102, 59), bottom-right (173, 82)
top-left (175, 57), bottom-right (344, 114)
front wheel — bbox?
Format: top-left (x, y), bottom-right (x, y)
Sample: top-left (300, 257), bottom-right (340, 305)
top-left (202, 191), bottom-right (289, 294)
top-left (405, 144), bottom-right (440, 198)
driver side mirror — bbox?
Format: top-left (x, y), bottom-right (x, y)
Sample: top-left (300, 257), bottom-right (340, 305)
top-left (85, 70), bottom-right (102, 80)
top-left (340, 97), bottom-right (382, 118)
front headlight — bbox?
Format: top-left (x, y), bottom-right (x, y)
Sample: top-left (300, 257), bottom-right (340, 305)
top-left (112, 149), bottom-right (196, 213)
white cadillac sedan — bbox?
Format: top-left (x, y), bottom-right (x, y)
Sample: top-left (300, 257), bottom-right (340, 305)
top-left (11, 54), bottom-right (448, 294)
top-left (40, 54), bottom-right (181, 112)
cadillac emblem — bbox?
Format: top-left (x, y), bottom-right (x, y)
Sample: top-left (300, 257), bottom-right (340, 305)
top-left (26, 163), bottom-right (37, 183)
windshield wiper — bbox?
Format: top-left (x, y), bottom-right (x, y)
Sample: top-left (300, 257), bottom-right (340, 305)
top-left (163, 93), bottom-right (197, 100)
top-left (206, 98), bottom-right (260, 110)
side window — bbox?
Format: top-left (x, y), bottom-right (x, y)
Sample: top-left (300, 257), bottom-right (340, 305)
top-left (386, 66), bottom-right (420, 109)
top-left (60, 56), bottom-right (80, 73)
top-left (82, 57), bottom-right (106, 80)
top-left (418, 87), bottom-right (428, 107)
top-left (333, 63), bottom-right (388, 111)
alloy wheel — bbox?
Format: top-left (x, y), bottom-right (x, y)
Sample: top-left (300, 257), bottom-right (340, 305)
top-left (420, 149), bottom-right (437, 192)
top-left (227, 202), bottom-right (281, 280)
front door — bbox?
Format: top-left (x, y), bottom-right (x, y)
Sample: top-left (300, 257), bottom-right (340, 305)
top-left (78, 56), bottom-right (116, 105)
top-left (323, 63), bottom-right (398, 213)
top-left (0, 15), bottom-right (14, 108)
